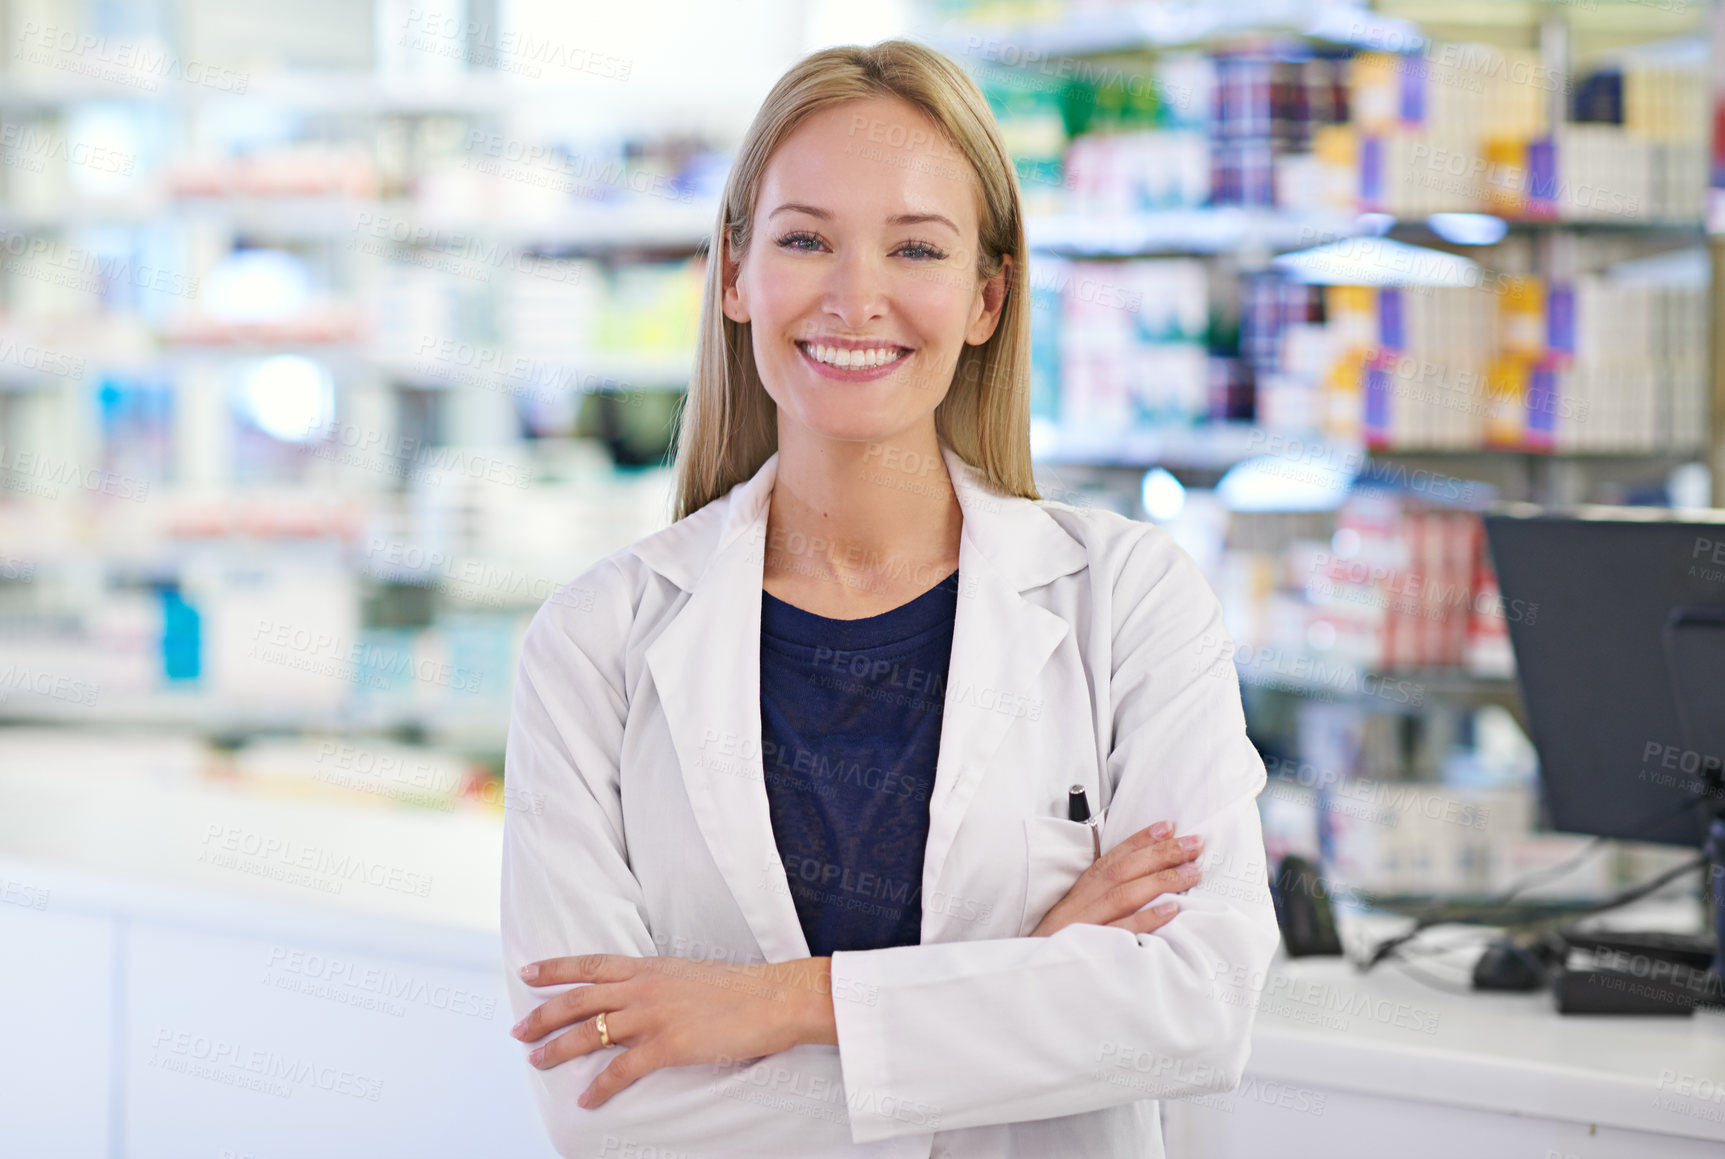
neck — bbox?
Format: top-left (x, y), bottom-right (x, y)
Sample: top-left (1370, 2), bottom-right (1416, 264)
top-left (765, 423), bottom-right (962, 592)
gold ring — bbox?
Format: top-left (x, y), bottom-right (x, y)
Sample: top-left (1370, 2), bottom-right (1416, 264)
top-left (595, 1011), bottom-right (611, 1048)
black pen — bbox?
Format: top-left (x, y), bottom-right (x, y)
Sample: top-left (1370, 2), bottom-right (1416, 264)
top-left (1068, 784), bottom-right (1101, 860)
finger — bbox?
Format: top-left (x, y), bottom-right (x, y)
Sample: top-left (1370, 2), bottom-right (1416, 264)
top-left (1093, 861), bottom-right (1203, 924)
top-left (512, 981), bottom-right (627, 1042)
top-left (1108, 833), bottom-right (1204, 885)
top-left (1109, 821), bottom-right (1178, 862)
top-left (581, 1041), bottom-right (664, 1109)
top-left (521, 953), bottom-right (637, 987)
top-left (1109, 899), bottom-right (1181, 936)
top-left (530, 1007), bottom-right (636, 1071)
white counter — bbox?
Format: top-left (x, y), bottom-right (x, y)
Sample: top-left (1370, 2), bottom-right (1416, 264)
top-left (1164, 935), bottom-right (1725, 1158)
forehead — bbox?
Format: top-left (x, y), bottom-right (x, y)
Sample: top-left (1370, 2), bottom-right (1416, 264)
top-left (757, 97), bottom-right (980, 232)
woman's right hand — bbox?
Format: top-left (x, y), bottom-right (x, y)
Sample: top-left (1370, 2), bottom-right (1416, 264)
top-left (1029, 821), bottom-right (1203, 938)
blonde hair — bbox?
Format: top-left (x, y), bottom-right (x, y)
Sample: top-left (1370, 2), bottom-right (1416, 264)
top-left (669, 38), bottom-right (1038, 521)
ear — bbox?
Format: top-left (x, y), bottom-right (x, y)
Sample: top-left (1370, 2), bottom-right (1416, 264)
top-left (720, 232), bottom-right (750, 325)
top-left (964, 252), bottom-right (1011, 345)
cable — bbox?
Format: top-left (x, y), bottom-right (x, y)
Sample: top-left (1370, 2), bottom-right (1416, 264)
top-left (1357, 787), bottom-right (1715, 972)
top-left (1360, 851), bottom-right (1708, 973)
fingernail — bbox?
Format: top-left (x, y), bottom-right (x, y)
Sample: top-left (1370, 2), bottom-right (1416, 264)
top-left (510, 1018), bottom-right (528, 1039)
top-left (519, 963), bottom-right (538, 983)
top-left (1177, 834), bottom-right (1204, 853)
top-left (1150, 821), bottom-right (1174, 839)
top-left (1179, 861), bottom-right (1202, 879)
top-left (528, 1046), bottom-right (544, 1066)
top-left (1152, 900), bottom-right (1178, 916)
top-left (577, 1089), bottom-right (592, 1108)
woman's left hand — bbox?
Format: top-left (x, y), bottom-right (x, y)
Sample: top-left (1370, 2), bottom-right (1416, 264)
top-left (511, 954), bottom-right (835, 1109)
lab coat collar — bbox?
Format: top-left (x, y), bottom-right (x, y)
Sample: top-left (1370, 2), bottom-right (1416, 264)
top-left (630, 443), bottom-right (1086, 594)
top-left (635, 441), bottom-right (1088, 962)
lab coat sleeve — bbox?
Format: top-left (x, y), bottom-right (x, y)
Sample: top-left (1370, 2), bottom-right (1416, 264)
top-left (827, 525), bottom-right (1282, 1144)
top-left (500, 564), bottom-right (839, 1158)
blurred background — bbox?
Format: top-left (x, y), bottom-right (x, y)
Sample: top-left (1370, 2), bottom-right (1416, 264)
top-left (2, 0), bottom-right (1723, 1154)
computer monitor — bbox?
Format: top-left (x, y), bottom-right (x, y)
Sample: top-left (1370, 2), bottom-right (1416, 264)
top-left (1482, 507), bottom-right (1725, 848)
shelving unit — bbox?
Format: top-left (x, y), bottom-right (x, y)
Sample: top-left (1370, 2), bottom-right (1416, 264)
top-left (917, 0), bottom-right (1718, 901)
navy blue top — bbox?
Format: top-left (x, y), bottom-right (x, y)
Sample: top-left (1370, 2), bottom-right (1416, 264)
top-left (759, 571), bottom-right (959, 957)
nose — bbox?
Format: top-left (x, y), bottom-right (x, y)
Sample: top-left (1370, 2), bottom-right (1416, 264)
top-left (820, 247), bottom-right (888, 329)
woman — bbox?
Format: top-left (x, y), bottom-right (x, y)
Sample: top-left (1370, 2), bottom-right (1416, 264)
top-left (501, 38), bottom-right (1279, 1159)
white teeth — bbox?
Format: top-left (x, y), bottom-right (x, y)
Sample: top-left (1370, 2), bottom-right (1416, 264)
top-left (802, 343), bottom-right (904, 370)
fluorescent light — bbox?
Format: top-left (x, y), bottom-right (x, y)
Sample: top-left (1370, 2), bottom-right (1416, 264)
top-left (237, 356), bottom-right (333, 443)
top-left (1218, 454), bottom-right (1355, 512)
top-left (1271, 236), bottom-right (1481, 287)
top-left (1141, 467), bottom-right (1186, 522)
top-left (1426, 213), bottom-right (1508, 246)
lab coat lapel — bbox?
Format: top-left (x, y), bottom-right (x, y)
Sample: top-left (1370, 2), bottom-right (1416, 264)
top-left (921, 444), bottom-right (1087, 918)
top-left (642, 451), bottom-right (809, 963)
top-left (638, 443), bottom-right (1090, 962)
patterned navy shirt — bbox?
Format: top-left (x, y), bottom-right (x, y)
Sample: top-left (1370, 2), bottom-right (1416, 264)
top-left (759, 571), bottom-right (959, 957)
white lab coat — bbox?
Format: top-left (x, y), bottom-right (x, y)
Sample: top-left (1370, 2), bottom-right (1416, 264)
top-left (501, 442), bottom-right (1280, 1159)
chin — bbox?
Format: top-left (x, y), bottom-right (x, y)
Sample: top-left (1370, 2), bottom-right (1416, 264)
top-left (785, 403), bottom-right (926, 447)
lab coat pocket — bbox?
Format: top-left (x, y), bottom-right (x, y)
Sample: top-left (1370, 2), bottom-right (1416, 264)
top-left (1018, 815), bottom-right (1100, 937)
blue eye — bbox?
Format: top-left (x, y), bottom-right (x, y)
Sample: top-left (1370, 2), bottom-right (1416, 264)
top-left (776, 232), bottom-right (822, 251)
top-left (898, 241), bottom-right (946, 260)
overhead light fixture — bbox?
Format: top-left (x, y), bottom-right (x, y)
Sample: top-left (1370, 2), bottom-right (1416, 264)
top-left (1141, 467), bottom-right (1186, 522)
top-left (1354, 212), bottom-right (1396, 236)
top-left (1426, 213), bottom-right (1508, 246)
top-left (1217, 454), bottom-right (1355, 513)
top-left (1272, 236), bottom-right (1482, 287)
top-left (236, 355), bottom-right (333, 443)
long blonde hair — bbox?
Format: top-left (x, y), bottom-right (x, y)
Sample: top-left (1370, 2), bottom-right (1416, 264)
top-left (669, 38), bottom-right (1038, 521)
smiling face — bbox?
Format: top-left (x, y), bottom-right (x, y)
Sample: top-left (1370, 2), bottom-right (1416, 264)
top-left (721, 95), bottom-right (1010, 448)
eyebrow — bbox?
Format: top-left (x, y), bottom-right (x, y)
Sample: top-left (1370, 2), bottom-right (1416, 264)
top-left (767, 203), bottom-right (960, 234)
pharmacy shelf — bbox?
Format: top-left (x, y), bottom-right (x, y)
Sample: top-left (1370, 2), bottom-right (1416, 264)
top-left (1027, 208), bottom-right (1360, 256)
top-left (0, 73), bottom-right (592, 112)
top-left (1237, 661), bottom-right (1523, 718)
top-left (929, 0), bottom-right (1425, 57)
top-left (1030, 426), bottom-right (1705, 471)
top-left (1027, 211), bottom-right (1710, 260)
top-left (0, 691), bottom-right (510, 747)
top-left (0, 198), bottom-right (716, 250)
top-left (1033, 423), bottom-right (1276, 469)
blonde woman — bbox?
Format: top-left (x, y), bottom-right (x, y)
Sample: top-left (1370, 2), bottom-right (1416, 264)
top-left (501, 39), bottom-right (1278, 1158)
